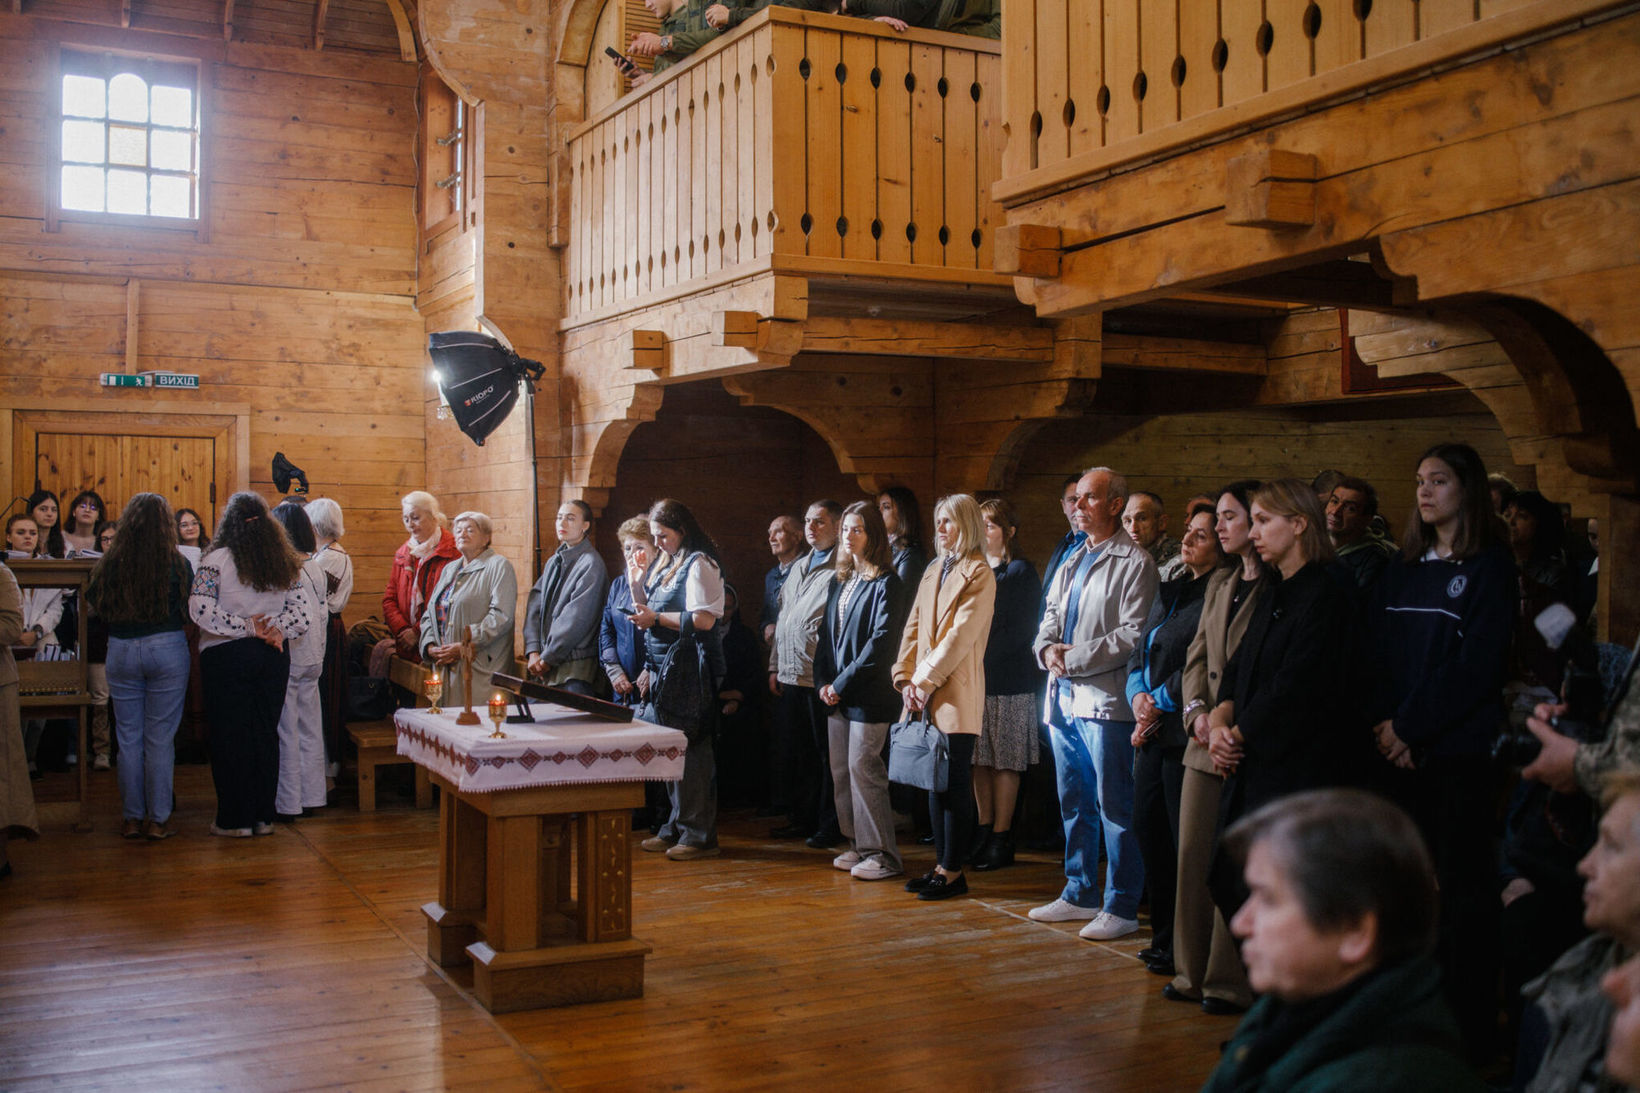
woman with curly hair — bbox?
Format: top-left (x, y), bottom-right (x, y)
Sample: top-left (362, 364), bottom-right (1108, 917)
top-left (87, 494), bottom-right (194, 840)
top-left (62, 490), bottom-right (107, 555)
top-left (190, 492), bottom-right (318, 837)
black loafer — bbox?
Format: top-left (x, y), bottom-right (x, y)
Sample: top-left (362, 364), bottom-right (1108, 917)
top-left (904, 870), bottom-right (939, 893)
top-left (1162, 983), bottom-right (1199, 1004)
top-left (1138, 947), bottom-right (1165, 963)
top-left (1201, 996), bottom-right (1247, 1017)
top-left (916, 873), bottom-right (969, 901)
top-left (1146, 959), bottom-right (1177, 977)
top-left (805, 830), bottom-right (844, 850)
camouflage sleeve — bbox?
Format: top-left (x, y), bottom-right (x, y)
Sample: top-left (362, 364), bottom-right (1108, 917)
top-left (1575, 682), bottom-right (1640, 798)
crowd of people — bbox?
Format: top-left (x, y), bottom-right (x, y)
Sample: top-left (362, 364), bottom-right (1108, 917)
top-left (4, 436), bottom-right (1639, 1089)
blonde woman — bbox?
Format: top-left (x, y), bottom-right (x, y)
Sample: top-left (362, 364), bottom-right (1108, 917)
top-left (383, 491), bottom-right (459, 663)
top-left (893, 494), bottom-right (996, 901)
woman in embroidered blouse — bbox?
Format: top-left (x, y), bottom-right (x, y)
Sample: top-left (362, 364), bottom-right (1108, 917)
top-left (631, 498), bottom-right (725, 861)
top-left (418, 512), bottom-right (518, 704)
top-left (815, 500), bottom-right (905, 881)
top-left (270, 501), bottom-right (329, 821)
top-left (190, 491), bottom-right (317, 838)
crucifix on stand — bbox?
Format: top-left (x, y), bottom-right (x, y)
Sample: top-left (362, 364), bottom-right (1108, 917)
top-left (455, 625), bottom-right (481, 725)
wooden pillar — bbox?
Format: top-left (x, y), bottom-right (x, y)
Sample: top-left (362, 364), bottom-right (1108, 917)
top-left (1598, 493), bottom-right (1640, 647)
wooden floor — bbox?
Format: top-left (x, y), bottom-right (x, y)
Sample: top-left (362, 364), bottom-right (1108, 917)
top-left (0, 765), bottom-right (1236, 1091)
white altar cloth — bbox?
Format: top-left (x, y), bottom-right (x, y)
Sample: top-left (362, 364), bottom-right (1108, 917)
top-left (395, 705), bottom-right (687, 793)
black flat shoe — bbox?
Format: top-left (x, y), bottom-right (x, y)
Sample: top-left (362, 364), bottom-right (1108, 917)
top-left (916, 873), bottom-right (968, 901)
top-left (973, 830), bottom-right (1015, 872)
top-left (805, 830), bottom-right (844, 850)
top-left (904, 870), bottom-right (939, 893)
top-left (1162, 983), bottom-right (1200, 1004)
top-left (1145, 959), bottom-right (1177, 977)
top-left (917, 833), bottom-right (936, 845)
top-left (1201, 997), bottom-right (1247, 1017)
top-left (1138, 947), bottom-right (1165, 962)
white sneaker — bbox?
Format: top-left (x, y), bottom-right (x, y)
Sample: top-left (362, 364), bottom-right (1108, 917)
top-left (850, 857), bottom-right (903, 882)
top-left (1078, 911), bottom-right (1140, 940)
top-left (832, 849), bottom-right (862, 871)
top-left (1028, 898), bottom-right (1100, 922)
top-left (92, 754), bottom-right (111, 771)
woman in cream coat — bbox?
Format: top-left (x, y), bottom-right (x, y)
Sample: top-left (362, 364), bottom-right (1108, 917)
top-left (419, 512), bottom-right (518, 707)
top-left (893, 493), bottom-right (996, 902)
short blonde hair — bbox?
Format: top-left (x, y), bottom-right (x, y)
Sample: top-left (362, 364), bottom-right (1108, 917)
top-left (401, 490), bottom-right (447, 525)
top-left (934, 494), bottom-right (986, 560)
top-left (617, 516), bottom-right (654, 545)
top-left (451, 511), bottom-right (492, 539)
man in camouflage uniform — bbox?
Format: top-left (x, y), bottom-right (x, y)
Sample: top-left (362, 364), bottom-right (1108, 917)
top-left (627, 0), bottom-right (720, 81)
top-left (1526, 636), bottom-right (1640, 801)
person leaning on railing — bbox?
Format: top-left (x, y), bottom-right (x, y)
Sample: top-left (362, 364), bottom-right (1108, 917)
top-left (702, 0), bottom-right (828, 32)
top-left (626, 0), bottom-right (722, 87)
top-left (837, 0), bottom-right (998, 37)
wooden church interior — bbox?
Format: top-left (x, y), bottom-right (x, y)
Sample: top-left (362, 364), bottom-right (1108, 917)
top-left (2, 0), bottom-right (1638, 1086)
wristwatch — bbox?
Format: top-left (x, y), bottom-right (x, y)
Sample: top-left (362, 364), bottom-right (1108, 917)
top-left (661, 34), bottom-right (674, 50)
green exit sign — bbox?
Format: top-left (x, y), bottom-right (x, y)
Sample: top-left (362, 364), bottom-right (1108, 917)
top-left (100, 373), bottom-right (148, 388)
top-left (145, 371), bottom-right (200, 389)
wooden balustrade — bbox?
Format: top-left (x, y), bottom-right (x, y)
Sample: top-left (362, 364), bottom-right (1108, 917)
top-left (997, 0), bottom-right (1618, 203)
top-left (564, 9), bottom-right (1004, 324)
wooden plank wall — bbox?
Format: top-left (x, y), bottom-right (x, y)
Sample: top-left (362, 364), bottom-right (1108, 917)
top-left (596, 381), bottom-right (864, 634)
top-left (1007, 401), bottom-right (1533, 572)
top-left (0, 14), bottom-right (425, 626)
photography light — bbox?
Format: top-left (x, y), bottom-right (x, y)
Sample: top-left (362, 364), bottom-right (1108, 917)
top-left (426, 331), bottom-right (546, 447)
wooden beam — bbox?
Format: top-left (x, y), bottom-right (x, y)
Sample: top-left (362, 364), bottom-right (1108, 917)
top-left (124, 278), bottom-right (141, 373)
top-left (120, 0), bottom-right (130, 27)
top-left (711, 311), bottom-right (760, 349)
top-left (800, 317), bottom-right (1054, 362)
top-left (619, 329), bottom-right (664, 374)
top-left (1224, 149), bottom-right (1318, 229)
top-left (1101, 331), bottom-right (1267, 375)
top-left (1207, 260), bottom-right (1406, 310)
top-left (381, 0), bottom-right (417, 62)
top-left (313, 0), bottom-right (329, 49)
top-left (222, 0), bottom-right (234, 40)
top-left (994, 224), bottom-right (1063, 278)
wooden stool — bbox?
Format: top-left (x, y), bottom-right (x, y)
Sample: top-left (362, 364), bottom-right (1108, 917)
top-left (348, 722), bottom-right (433, 811)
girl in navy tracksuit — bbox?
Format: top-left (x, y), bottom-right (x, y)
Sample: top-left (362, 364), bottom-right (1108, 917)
top-left (1366, 442), bottom-right (1516, 1061)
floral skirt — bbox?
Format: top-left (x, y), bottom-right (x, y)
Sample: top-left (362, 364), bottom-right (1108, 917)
top-left (974, 692), bottom-right (1040, 772)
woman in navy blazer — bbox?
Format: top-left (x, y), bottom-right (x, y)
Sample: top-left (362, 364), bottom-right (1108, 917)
top-left (815, 501), bottom-right (907, 881)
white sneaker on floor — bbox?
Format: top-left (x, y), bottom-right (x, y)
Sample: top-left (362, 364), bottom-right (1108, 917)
top-left (832, 849), bottom-right (862, 871)
top-left (252, 822), bottom-right (275, 837)
top-left (1028, 898), bottom-right (1100, 922)
top-left (850, 857), bottom-right (902, 881)
top-left (1078, 911), bottom-right (1140, 940)
top-left (209, 823), bottom-right (253, 838)
top-left (92, 754), bottom-right (111, 771)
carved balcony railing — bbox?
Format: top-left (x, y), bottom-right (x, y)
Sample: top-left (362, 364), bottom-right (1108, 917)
top-left (996, 0), bottom-right (1624, 205)
top-left (564, 8), bottom-right (1006, 325)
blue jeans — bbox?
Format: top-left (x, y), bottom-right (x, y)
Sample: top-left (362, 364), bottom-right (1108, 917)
top-left (1051, 716), bottom-right (1144, 919)
top-left (107, 630), bottom-right (190, 823)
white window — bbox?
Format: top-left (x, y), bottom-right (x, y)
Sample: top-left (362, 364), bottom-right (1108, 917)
top-left (59, 50), bottom-right (201, 221)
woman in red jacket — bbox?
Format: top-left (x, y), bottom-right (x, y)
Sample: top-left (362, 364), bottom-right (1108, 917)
top-left (382, 491), bottom-right (460, 663)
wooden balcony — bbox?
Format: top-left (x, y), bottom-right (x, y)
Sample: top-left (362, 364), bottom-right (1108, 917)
top-left (563, 8), bottom-right (1009, 332)
top-left (996, 0), bottom-right (1625, 206)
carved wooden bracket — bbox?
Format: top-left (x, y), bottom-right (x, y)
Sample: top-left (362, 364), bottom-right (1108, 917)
top-left (712, 311), bottom-right (761, 349)
top-left (621, 329), bottom-right (664, 375)
top-left (1225, 149), bottom-right (1319, 229)
top-left (994, 224), bottom-right (1063, 278)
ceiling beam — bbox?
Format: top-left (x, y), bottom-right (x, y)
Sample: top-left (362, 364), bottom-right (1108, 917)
top-left (381, 0), bottom-right (417, 62)
top-left (222, 0), bottom-right (233, 39)
top-left (313, 0), bottom-right (329, 49)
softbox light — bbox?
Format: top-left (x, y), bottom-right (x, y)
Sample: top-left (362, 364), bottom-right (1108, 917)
top-left (427, 331), bottom-right (545, 447)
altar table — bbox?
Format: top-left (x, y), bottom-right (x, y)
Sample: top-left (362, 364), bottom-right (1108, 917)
top-left (395, 704), bottom-right (687, 1013)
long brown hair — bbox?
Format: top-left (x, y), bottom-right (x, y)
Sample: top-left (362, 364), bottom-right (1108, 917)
top-left (209, 491), bottom-right (302, 592)
top-left (979, 497), bottom-right (1020, 564)
top-left (87, 493), bottom-right (180, 623)
top-left (835, 500), bottom-right (893, 581)
top-left (1401, 442), bottom-right (1497, 562)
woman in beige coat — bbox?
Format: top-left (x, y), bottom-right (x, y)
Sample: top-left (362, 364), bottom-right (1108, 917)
top-left (1, 562), bottom-right (40, 879)
top-left (1167, 480), bottom-right (1263, 1016)
top-left (894, 493), bottom-right (996, 901)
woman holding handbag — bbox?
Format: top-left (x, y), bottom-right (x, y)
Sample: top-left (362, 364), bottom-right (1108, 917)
top-left (893, 493), bottom-right (996, 901)
top-left (630, 498), bottom-right (725, 862)
top-left (815, 501), bottom-right (906, 882)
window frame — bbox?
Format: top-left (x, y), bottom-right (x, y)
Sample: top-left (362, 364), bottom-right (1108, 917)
top-left (49, 43), bottom-right (210, 238)
top-left (419, 66), bottom-right (475, 248)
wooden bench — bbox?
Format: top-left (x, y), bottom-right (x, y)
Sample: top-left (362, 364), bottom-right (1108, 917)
top-left (348, 721), bottom-right (432, 812)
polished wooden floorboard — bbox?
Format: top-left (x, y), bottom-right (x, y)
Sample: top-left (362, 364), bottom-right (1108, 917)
top-left (1, 765), bottom-right (1235, 1091)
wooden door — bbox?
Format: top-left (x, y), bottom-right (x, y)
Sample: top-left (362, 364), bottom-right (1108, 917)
top-left (32, 432), bottom-right (217, 528)
top-left (11, 410), bottom-right (237, 531)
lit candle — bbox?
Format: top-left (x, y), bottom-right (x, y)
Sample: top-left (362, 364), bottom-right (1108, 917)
top-left (487, 692), bottom-right (509, 737)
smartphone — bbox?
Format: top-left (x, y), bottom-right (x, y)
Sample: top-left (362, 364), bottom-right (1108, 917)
top-left (605, 46), bottom-right (639, 78)
top-left (619, 605), bottom-right (638, 617)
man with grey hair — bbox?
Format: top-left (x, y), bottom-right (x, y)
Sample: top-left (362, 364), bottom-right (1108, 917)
top-left (1030, 467), bottom-right (1158, 940)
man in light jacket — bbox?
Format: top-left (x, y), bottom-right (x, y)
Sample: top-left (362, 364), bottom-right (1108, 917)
top-left (523, 500), bottom-right (608, 695)
top-left (1030, 466), bottom-right (1158, 941)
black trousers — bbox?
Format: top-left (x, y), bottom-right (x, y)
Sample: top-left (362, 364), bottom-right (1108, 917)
top-left (931, 733), bottom-right (977, 872)
top-left (1133, 741), bottom-right (1186, 955)
top-left (202, 638), bottom-right (290, 830)
top-left (777, 683), bottom-right (837, 836)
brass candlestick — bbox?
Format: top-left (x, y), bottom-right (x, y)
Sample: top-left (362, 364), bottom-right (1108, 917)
top-left (423, 674), bottom-right (443, 716)
top-left (486, 693), bottom-right (508, 739)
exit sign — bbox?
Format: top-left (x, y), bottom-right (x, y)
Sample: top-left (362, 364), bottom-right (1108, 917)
top-left (100, 373), bottom-right (148, 388)
top-left (145, 371), bottom-right (200, 389)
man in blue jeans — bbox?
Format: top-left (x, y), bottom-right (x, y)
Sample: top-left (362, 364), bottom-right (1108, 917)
top-left (1030, 466), bottom-right (1158, 941)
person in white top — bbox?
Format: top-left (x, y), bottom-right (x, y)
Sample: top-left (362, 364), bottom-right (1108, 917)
top-left (303, 497), bottom-right (354, 778)
top-left (189, 492), bottom-right (318, 838)
top-left (271, 501), bottom-right (329, 821)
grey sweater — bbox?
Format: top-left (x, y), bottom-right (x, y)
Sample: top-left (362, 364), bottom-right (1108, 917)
top-left (769, 547), bottom-right (836, 688)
